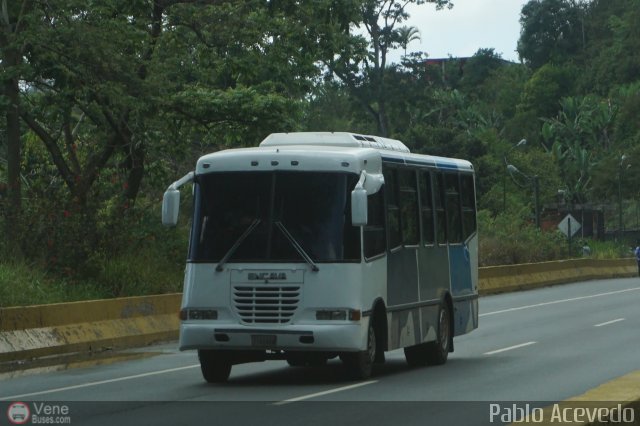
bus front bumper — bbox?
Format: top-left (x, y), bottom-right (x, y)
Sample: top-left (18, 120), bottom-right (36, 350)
top-left (179, 322), bottom-right (367, 352)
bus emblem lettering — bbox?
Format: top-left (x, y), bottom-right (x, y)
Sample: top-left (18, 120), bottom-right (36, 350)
top-left (248, 272), bottom-right (287, 281)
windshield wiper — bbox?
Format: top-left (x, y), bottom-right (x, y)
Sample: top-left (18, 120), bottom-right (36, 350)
top-left (216, 218), bottom-right (261, 272)
top-left (274, 221), bottom-right (319, 272)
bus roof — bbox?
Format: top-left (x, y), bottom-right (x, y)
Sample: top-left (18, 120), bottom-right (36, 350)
top-left (260, 132), bottom-right (410, 153)
top-left (195, 132), bottom-right (473, 175)
top-left (260, 132), bottom-right (473, 172)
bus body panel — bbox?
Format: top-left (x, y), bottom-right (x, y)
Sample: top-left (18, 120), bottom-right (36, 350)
top-left (418, 246), bottom-right (450, 302)
top-left (386, 248), bottom-right (420, 306)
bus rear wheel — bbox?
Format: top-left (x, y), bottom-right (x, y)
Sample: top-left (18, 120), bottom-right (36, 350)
top-left (404, 302), bottom-right (451, 367)
top-left (198, 349), bottom-right (232, 383)
top-left (425, 302), bottom-right (451, 365)
top-left (341, 318), bottom-right (376, 379)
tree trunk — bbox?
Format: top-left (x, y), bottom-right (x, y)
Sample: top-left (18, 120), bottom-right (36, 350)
top-left (2, 43), bottom-right (23, 257)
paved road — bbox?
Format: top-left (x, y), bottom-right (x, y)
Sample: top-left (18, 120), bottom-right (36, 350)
top-left (2, 278), bottom-right (639, 425)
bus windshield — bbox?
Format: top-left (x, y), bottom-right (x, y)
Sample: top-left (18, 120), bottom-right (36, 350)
top-left (189, 171), bottom-right (361, 263)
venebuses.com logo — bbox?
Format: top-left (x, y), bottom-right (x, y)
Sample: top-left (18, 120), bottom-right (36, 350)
top-left (6, 402), bottom-right (72, 424)
top-left (7, 402), bottom-right (30, 425)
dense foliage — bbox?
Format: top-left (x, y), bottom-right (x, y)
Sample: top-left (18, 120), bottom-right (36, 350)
top-left (2, 0), bottom-right (640, 305)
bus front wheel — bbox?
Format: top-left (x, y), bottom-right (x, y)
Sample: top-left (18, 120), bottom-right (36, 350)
top-left (198, 349), bottom-right (232, 383)
top-left (341, 318), bottom-right (376, 379)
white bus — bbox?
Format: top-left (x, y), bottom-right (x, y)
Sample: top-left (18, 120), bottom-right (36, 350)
top-left (162, 132), bottom-right (478, 382)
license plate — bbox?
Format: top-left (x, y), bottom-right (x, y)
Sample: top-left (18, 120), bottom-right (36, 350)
top-left (251, 334), bottom-right (277, 347)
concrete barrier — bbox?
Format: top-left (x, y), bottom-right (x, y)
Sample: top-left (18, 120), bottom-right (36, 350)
top-left (0, 258), bottom-right (637, 363)
top-left (479, 258), bottom-right (636, 295)
top-left (0, 294), bottom-right (181, 363)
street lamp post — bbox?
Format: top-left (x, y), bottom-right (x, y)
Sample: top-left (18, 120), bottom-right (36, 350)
top-left (503, 139), bottom-right (527, 211)
top-left (507, 164), bottom-right (541, 229)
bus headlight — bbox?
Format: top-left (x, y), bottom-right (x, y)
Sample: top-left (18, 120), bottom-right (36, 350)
top-left (316, 310), bottom-right (347, 321)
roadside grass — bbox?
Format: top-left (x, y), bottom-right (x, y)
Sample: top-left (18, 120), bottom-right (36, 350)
top-left (0, 261), bottom-right (107, 308)
top-left (0, 244), bottom-right (184, 308)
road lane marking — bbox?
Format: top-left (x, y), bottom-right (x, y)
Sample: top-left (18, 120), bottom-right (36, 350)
top-left (594, 318), bottom-right (625, 327)
top-left (0, 364), bottom-right (200, 401)
top-left (274, 380), bottom-right (377, 405)
top-left (480, 287), bottom-right (640, 317)
top-left (484, 341), bottom-right (537, 356)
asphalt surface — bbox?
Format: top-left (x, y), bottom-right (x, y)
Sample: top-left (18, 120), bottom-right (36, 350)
top-left (1, 277), bottom-right (639, 425)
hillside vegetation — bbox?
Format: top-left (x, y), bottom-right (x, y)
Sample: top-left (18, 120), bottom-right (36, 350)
top-left (1, 0), bottom-right (639, 306)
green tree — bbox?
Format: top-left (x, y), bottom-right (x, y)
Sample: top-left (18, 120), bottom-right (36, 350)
top-left (576, 0), bottom-right (640, 95)
top-left (0, 0), bottom-right (35, 256)
top-left (517, 0), bottom-right (584, 69)
top-left (519, 63), bottom-right (576, 117)
top-left (458, 48), bottom-right (507, 94)
top-left (8, 0), bottom-right (356, 268)
top-left (395, 25), bottom-right (421, 57)
top-left (325, 0), bottom-right (452, 136)
top-left (541, 95), bottom-right (617, 203)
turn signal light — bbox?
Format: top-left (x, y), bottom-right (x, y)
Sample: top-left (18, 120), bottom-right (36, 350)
top-left (315, 309), bottom-right (362, 321)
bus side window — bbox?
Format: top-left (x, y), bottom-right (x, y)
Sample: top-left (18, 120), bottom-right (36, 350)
top-left (383, 167), bottom-right (401, 250)
top-left (398, 169), bottom-right (419, 246)
top-left (420, 171), bottom-right (435, 245)
top-left (434, 172), bottom-right (447, 245)
top-left (364, 189), bottom-right (386, 259)
top-left (445, 173), bottom-right (463, 244)
top-left (461, 174), bottom-right (477, 240)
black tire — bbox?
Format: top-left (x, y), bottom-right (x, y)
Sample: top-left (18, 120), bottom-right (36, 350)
top-left (341, 318), bottom-right (376, 379)
top-left (425, 302), bottom-right (451, 365)
top-left (198, 349), bottom-right (232, 383)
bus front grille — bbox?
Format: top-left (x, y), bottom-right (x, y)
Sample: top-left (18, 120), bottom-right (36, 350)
top-left (232, 285), bottom-right (300, 324)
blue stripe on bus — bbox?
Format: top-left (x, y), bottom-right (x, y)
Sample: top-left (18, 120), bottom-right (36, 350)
top-left (449, 245), bottom-right (473, 296)
top-left (382, 156), bottom-right (462, 170)
top-left (435, 161), bottom-right (460, 170)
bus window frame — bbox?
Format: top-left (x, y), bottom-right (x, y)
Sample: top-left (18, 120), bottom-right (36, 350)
top-left (460, 172), bottom-right (477, 241)
top-left (397, 168), bottom-right (420, 248)
top-left (363, 188), bottom-right (387, 262)
top-left (419, 170), bottom-right (436, 247)
top-left (444, 172), bottom-right (464, 246)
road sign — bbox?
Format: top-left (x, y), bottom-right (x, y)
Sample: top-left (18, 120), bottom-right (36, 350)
top-left (558, 214), bottom-right (581, 238)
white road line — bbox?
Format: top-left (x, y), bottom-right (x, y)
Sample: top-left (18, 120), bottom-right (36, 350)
top-left (484, 341), bottom-right (537, 356)
top-left (480, 287), bottom-right (640, 317)
top-left (274, 380), bottom-right (377, 405)
top-left (594, 318), bottom-right (625, 327)
top-left (0, 364), bottom-right (200, 401)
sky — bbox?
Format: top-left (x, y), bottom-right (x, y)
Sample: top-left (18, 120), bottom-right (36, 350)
top-left (387, 0), bottom-right (531, 64)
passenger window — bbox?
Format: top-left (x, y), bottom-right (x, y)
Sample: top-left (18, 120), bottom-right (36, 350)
top-left (383, 168), bottom-right (401, 249)
top-left (445, 173), bottom-right (462, 244)
top-left (398, 169), bottom-right (419, 246)
top-left (434, 173), bottom-right (447, 245)
top-left (461, 174), bottom-right (477, 240)
top-left (364, 189), bottom-right (386, 259)
top-left (420, 172), bottom-right (435, 245)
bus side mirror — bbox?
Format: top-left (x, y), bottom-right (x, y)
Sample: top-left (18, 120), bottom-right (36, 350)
top-left (351, 188), bottom-right (368, 226)
top-left (162, 189), bottom-right (181, 226)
